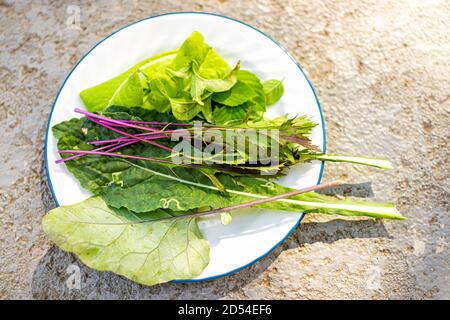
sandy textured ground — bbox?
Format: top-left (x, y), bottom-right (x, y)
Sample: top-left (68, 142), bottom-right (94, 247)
top-left (0, 0), bottom-right (448, 299)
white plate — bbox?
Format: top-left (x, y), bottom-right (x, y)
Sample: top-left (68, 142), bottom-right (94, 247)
top-left (45, 12), bottom-right (326, 282)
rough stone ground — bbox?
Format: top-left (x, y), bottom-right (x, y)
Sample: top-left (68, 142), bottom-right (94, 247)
top-left (0, 0), bottom-right (448, 299)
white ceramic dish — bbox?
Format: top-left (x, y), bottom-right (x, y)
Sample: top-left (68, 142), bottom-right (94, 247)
top-left (45, 12), bottom-right (326, 281)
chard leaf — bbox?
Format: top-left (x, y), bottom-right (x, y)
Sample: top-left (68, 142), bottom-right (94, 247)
top-left (263, 79), bottom-right (284, 106)
top-left (52, 118), bottom-right (85, 140)
top-left (42, 197), bottom-right (209, 286)
top-left (58, 142), bottom-right (402, 219)
top-left (80, 50), bottom-right (177, 112)
top-left (99, 160), bottom-right (403, 219)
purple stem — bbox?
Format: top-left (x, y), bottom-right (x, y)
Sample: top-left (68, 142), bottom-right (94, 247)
top-left (86, 116), bottom-right (173, 152)
top-left (88, 132), bottom-right (169, 145)
top-left (115, 119), bottom-right (192, 127)
top-left (75, 108), bottom-right (159, 132)
top-left (57, 149), bottom-right (263, 174)
top-left (58, 149), bottom-right (176, 165)
top-left (55, 140), bottom-right (138, 164)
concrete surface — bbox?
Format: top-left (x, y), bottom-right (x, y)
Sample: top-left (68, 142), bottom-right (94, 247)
top-left (0, 0), bottom-right (448, 299)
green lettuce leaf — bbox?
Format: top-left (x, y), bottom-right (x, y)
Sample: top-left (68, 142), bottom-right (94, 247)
top-left (171, 31), bottom-right (211, 72)
top-left (212, 103), bottom-right (249, 125)
top-left (42, 196), bottom-right (209, 286)
top-left (169, 31), bottom-right (240, 109)
top-left (211, 70), bottom-right (266, 124)
top-left (80, 50), bottom-right (177, 112)
top-left (211, 80), bottom-right (256, 107)
top-left (263, 79), bottom-right (284, 106)
top-left (191, 62), bottom-right (239, 105)
top-left (168, 96), bottom-right (203, 121)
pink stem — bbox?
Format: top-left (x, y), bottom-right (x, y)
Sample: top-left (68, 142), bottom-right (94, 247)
top-left (55, 140), bottom-right (138, 164)
top-left (88, 132), bottom-right (169, 145)
top-left (86, 116), bottom-right (173, 152)
top-left (75, 108), bottom-right (159, 132)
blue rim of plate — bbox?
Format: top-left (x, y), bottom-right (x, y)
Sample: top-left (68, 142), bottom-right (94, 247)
top-left (44, 11), bottom-right (326, 283)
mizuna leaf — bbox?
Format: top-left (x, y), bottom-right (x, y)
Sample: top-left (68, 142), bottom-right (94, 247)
top-left (42, 197), bottom-right (209, 286)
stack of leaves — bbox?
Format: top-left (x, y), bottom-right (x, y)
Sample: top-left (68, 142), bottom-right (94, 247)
top-left (43, 31), bottom-right (403, 287)
top-left (80, 31), bottom-right (283, 125)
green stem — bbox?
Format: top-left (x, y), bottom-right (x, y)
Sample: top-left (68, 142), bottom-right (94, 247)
top-left (307, 154), bottom-right (393, 169)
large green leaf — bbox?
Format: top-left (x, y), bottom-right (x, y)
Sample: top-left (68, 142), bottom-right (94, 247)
top-left (80, 50), bottom-right (177, 112)
top-left (42, 197), bottom-right (209, 286)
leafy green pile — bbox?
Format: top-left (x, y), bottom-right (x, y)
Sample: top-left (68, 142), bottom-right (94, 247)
top-left (43, 32), bottom-right (403, 286)
top-left (80, 32), bottom-right (280, 125)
